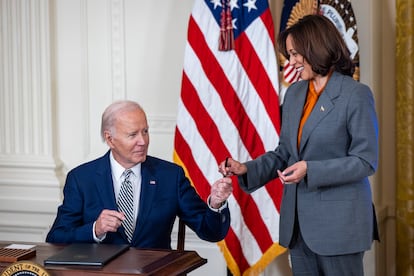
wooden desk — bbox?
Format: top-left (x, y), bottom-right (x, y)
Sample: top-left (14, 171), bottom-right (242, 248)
top-left (0, 242), bottom-right (207, 276)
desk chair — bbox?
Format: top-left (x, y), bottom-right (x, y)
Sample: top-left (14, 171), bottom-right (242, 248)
top-left (177, 218), bottom-right (185, 251)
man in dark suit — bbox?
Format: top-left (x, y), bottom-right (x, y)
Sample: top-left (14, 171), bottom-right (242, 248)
top-left (46, 100), bottom-right (232, 249)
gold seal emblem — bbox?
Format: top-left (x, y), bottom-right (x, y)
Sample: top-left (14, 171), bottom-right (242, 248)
top-left (1, 261), bottom-right (50, 276)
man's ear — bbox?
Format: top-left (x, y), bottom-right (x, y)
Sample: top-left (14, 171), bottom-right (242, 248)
top-left (104, 130), bottom-right (113, 146)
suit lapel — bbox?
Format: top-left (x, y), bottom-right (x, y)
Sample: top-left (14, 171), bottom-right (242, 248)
top-left (298, 72), bottom-right (342, 153)
top-left (95, 152), bottom-right (118, 210)
top-left (95, 152), bottom-right (130, 242)
top-left (135, 158), bottom-right (158, 233)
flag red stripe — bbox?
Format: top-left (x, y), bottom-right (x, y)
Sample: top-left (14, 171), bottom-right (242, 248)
top-left (187, 12), bottom-right (278, 254)
top-left (260, 9), bottom-right (280, 126)
top-left (235, 33), bottom-right (280, 149)
top-left (187, 16), bottom-right (267, 157)
top-left (265, 179), bottom-right (283, 211)
top-left (235, 32), bottom-right (281, 147)
top-left (284, 64), bottom-right (299, 82)
top-left (234, 19), bottom-right (283, 213)
top-left (180, 73), bottom-right (228, 163)
top-left (261, 9), bottom-right (275, 42)
top-left (175, 2), bottom-right (284, 274)
top-left (181, 70), bottom-right (275, 252)
top-left (174, 128), bottom-right (211, 200)
top-left (226, 227), bottom-right (250, 273)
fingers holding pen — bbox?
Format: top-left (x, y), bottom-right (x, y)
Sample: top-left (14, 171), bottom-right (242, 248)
top-left (218, 157), bottom-right (231, 176)
top-left (95, 209), bottom-right (126, 237)
top-left (218, 157), bottom-right (247, 176)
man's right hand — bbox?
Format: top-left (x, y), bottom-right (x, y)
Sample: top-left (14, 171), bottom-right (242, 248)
top-left (95, 209), bottom-right (125, 238)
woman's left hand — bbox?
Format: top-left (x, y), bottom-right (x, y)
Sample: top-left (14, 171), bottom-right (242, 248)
top-left (277, 161), bottom-right (307, 184)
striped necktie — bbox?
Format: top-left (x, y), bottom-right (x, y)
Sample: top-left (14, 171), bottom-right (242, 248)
top-left (117, 169), bottom-right (135, 242)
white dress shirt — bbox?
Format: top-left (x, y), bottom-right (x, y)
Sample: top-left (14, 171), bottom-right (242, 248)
top-left (93, 151), bottom-right (141, 242)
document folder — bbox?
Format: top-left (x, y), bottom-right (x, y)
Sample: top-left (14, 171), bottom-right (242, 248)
top-left (44, 243), bottom-right (129, 266)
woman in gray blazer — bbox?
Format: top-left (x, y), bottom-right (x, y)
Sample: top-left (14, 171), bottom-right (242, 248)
top-left (219, 15), bottom-right (379, 276)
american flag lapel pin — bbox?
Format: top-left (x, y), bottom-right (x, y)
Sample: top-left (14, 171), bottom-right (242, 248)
top-left (149, 180), bottom-right (156, 185)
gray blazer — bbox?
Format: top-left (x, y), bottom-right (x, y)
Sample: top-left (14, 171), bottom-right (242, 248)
top-left (239, 71), bottom-right (378, 255)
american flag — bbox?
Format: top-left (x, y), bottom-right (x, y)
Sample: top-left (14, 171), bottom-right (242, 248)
top-left (173, 0), bottom-right (285, 275)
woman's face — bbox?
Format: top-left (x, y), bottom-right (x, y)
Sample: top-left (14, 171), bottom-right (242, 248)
top-left (286, 34), bottom-right (315, 80)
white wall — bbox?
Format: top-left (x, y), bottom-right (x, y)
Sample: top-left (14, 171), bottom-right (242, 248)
top-left (0, 0), bottom-right (394, 275)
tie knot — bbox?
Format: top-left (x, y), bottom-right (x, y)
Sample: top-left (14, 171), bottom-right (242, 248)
top-left (123, 169), bottom-right (132, 181)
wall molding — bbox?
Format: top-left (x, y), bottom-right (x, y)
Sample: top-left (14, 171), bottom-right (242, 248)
top-left (0, 0), bottom-right (63, 243)
top-left (148, 115), bottom-right (177, 134)
top-left (110, 0), bottom-right (126, 99)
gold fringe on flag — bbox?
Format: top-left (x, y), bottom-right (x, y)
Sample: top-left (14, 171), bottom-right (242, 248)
top-left (217, 240), bottom-right (287, 276)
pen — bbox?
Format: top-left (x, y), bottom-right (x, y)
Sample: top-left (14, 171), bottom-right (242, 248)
top-left (225, 157), bottom-right (229, 167)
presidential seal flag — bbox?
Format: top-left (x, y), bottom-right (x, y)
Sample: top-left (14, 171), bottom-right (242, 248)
top-left (279, 0), bottom-right (360, 102)
top-left (173, 0), bottom-right (285, 275)
top-left (319, 0), bottom-right (360, 80)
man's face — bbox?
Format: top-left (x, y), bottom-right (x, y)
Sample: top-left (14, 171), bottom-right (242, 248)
top-left (105, 109), bottom-right (149, 168)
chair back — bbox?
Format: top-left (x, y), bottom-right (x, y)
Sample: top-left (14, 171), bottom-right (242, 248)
top-left (177, 218), bottom-right (185, 251)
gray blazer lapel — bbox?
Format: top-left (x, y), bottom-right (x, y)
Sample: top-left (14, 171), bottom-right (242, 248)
top-left (299, 94), bottom-right (333, 153)
top-left (299, 72), bottom-right (342, 153)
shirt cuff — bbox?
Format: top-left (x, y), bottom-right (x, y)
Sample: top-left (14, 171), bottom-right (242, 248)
top-left (93, 221), bottom-right (106, 243)
top-left (207, 195), bottom-right (228, 212)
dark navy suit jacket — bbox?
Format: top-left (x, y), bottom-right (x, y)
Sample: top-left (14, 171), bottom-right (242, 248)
top-left (46, 151), bottom-right (230, 249)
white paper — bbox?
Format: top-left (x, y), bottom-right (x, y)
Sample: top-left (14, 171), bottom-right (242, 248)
top-left (5, 244), bottom-right (36, 250)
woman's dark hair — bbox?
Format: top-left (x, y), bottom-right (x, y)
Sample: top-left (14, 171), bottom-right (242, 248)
top-left (278, 14), bottom-right (354, 77)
